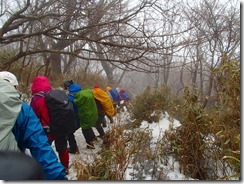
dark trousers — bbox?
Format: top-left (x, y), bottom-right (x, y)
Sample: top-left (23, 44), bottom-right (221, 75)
top-left (107, 115), bottom-right (114, 124)
top-left (101, 116), bottom-right (107, 127)
top-left (94, 115), bottom-right (105, 137)
top-left (49, 135), bottom-right (69, 169)
top-left (67, 133), bottom-right (78, 151)
top-left (81, 128), bottom-right (96, 145)
top-left (49, 135), bottom-right (68, 153)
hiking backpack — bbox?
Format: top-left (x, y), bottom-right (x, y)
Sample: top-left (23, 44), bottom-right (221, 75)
top-left (122, 92), bottom-right (130, 101)
top-left (109, 88), bottom-right (121, 103)
top-left (40, 90), bottom-right (77, 136)
top-left (93, 88), bottom-right (115, 117)
top-left (74, 88), bottom-right (98, 129)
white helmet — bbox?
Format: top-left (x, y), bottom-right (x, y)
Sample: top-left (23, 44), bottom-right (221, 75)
top-left (0, 71), bottom-right (19, 86)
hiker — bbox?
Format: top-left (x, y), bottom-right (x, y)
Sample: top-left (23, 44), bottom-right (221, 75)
top-left (119, 89), bottom-right (130, 102)
top-left (93, 97), bottom-right (106, 139)
top-left (93, 85), bottom-right (115, 128)
top-left (0, 71), bottom-right (21, 98)
top-left (0, 72), bottom-right (67, 180)
top-left (106, 86), bottom-right (121, 114)
top-left (67, 83), bottom-right (98, 149)
top-left (64, 80), bottom-right (74, 90)
top-left (92, 85), bottom-right (110, 138)
top-left (119, 88), bottom-right (130, 111)
top-left (30, 76), bottom-right (70, 175)
top-left (63, 80), bottom-right (79, 154)
top-left (104, 87), bottom-right (115, 126)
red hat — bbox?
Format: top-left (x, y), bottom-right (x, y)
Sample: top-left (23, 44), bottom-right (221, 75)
top-left (94, 84), bottom-right (100, 89)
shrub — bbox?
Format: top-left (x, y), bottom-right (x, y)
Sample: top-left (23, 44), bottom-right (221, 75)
top-left (74, 123), bottom-right (152, 180)
top-left (130, 85), bottom-right (176, 125)
top-left (162, 59), bottom-right (240, 180)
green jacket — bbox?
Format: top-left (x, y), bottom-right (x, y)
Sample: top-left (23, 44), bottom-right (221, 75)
top-left (74, 88), bottom-right (98, 129)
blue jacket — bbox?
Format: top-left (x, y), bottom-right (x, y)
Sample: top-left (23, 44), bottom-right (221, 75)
top-left (109, 88), bottom-right (121, 102)
top-left (67, 84), bottom-right (82, 129)
top-left (67, 83), bottom-right (82, 113)
top-left (12, 102), bottom-right (67, 180)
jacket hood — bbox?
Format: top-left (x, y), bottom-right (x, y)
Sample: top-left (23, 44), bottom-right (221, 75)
top-left (0, 71), bottom-right (19, 86)
top-left (120, 89), bottom-right (126, 93)
top-left (68, 84), bottom-right (82, 94)
top-left (0, 79), bottom-right (22, 151)
top-left (106, 86), bottom-right (111, 91)
top-left (31, 76), bottom-right (51, 94)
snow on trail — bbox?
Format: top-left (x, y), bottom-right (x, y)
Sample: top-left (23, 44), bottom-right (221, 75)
top-left (139, 112), bottom-right (181, 147)
top-left (65, 126), bottom-right (109, 180)
top-left (65, 111), bottom-right (186, 180)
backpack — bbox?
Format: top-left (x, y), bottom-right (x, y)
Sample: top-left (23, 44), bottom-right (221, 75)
top-left (93, 88), bottom-right (115, 117)
top-left (122, 92), bottom-right (130, 101)
top-left (41, 90), bottom-right (77, 136)
top-left (109, 88), bottom-right (121, 103)
top-left (74, 88), bottom-right (98, 129)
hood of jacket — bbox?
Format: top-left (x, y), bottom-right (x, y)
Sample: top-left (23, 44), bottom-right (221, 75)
top-left (68, 84), bottom-right (82, 95)
top-left (31, 76), bottom-right (51, 94)
top-left (119, 89), bottom-right (126, 94)
top-left (106, 86), bottom-right (111, 92)
top-left (0, 79), bottom-right (21, 151)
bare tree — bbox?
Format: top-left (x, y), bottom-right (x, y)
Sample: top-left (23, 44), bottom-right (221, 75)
top-left (0, 0), bottom-right (239, 95)
top-left (180, 0), bottom-right (240, 98)
top-left (0, 0), bottom-right (192, 82)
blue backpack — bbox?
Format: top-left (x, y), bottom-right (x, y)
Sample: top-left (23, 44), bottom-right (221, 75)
top-left (122, 92), bottom-right (130, 100)
top-left (109, 89), bottom-right (120, 102)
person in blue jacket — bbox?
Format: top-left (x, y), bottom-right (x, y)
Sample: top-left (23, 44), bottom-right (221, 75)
top-left (0, 71), bottom-right (67, 180)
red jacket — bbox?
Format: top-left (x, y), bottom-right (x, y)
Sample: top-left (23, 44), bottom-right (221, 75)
top-left (30, 76), bottom-right (55, 140)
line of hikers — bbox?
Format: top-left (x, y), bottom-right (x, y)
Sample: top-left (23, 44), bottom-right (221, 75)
top-left (0, 71), bottom-right (130, 180)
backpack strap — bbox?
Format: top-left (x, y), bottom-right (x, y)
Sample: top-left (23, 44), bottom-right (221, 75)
top-left (33, 91), bottom-right (50, 134)
top-left (34, 91), bottom-right (45, 97)
top-left (68, 93), bottom-right (75, 97)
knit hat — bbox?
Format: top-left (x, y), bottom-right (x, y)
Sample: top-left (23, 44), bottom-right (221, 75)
top-left (64, 80), bottom-right (74, 89)
top-left (94, 84), bottom-right (100, 89)
top-left (0, 71), bottom-right (18, 86)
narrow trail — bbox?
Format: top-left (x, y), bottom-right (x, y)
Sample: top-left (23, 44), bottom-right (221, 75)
top-left (60, 109), bottom-right (131, 180)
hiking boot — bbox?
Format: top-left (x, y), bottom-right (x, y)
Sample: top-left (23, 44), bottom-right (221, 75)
top-left (102, 122), bottom-right (107, 127)
top-left (68, 147), bottom-right (79, 154)
top-left (108, 116), bottom-right (114, 124)
top-left (86, 143), bottom-right (95, 149)
top-left (97, 135), bottom-right (105, 139)
top-left (92, 137), bottom-right (98, 142)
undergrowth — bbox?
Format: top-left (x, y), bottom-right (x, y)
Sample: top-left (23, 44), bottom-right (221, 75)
top-left (73, 60), bottom-right (240, 181)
